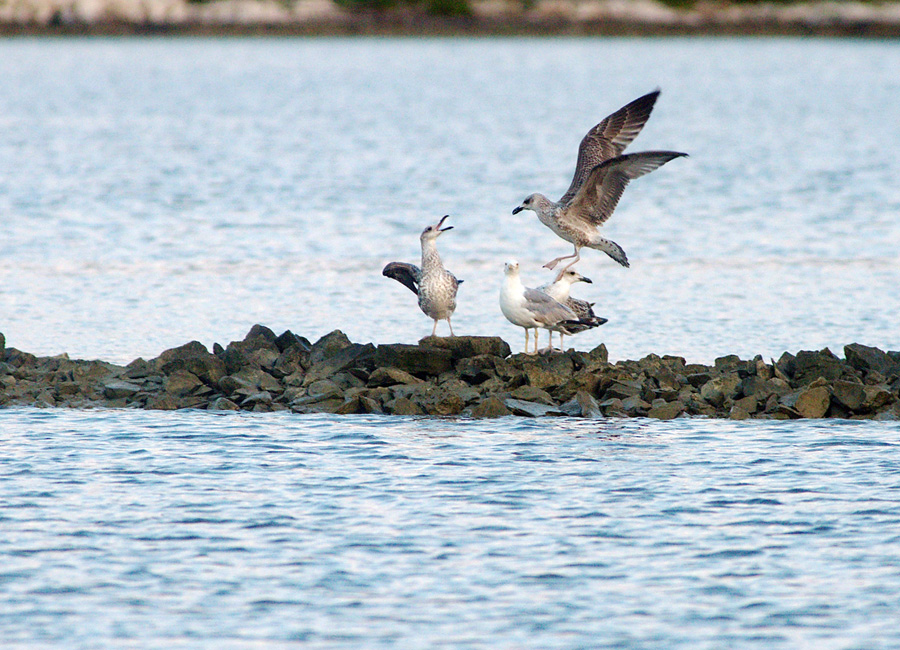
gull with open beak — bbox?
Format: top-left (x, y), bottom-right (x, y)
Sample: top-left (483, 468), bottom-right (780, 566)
top-left (383, 215), bottom-right (463, 337)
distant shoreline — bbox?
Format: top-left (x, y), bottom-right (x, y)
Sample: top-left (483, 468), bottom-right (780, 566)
top-left (4, 21), bottom-right (900, 38)
top-left (4, 1), bottom-right (900, 38)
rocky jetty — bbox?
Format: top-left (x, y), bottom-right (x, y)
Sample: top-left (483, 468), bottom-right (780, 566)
top-left (2, 326), bottom-right (899, 420)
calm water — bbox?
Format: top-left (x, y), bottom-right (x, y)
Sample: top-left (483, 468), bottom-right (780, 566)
top-left (2, 408), bottom-right (900, 649)
top-left (2, 37), bottom-right (900, 648)
top-left (1, 37), bottom-right (899, 363)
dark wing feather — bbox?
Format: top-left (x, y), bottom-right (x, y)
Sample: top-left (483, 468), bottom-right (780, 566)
top-left (559, 90), bottom-right (660, 204)
top-left (559, 297), bottom-right (607, 334)
top-left (565, 151), bottom-right (688, 226)
top-left (382, 262), bottom-right (421, 295)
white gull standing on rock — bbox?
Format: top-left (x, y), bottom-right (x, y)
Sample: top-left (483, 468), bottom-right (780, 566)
top-left (538, 268), bottom-right (608, 351)
top-left (499, 260), bottom-right (593, 354)
top-left (512, 89), bottom-right (687, 273)
top-left (383, 215), bottom-right (462, 337)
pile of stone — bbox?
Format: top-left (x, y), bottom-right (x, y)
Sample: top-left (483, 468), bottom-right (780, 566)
top-left (1, 326), bottom-right (899, 420)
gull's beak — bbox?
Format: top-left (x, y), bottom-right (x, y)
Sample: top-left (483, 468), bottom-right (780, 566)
top-left (437, 215), bottom-right (453, 232)
top-left (581, 275), bottom-right (593, 284)
top-left (511, 206), bottom-right (524, 215)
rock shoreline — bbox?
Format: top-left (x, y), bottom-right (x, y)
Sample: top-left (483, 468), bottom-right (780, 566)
top-left (2, 326), bottom-right (899, 420)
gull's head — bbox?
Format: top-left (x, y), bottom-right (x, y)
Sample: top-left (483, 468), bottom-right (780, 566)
top-left (503, 260), bottom-right (520, 276)
top-left (556, 268), bottom-right (592, 285)
top-left (421, 214), bottom-right (454, 242)
top-left (512, 194), bottom-right (540, 216)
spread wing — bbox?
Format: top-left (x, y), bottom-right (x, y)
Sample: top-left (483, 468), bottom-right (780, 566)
top-left (559, 89), bottom-right (660, 204)
top-left (565, 151), bottom-right (687, 226)
top-left (382, 262), bottom-right (421, 295)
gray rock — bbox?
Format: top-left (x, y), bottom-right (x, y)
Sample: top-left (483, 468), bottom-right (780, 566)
top-left (587, 343), bottom-right (609, 364)
top-left (373, 344), bottom-right (453, 377)
top-left (686, 372), bottom-right (712, 388)
top-left (470, 396), bottom-right (512, 418)
top-left (602, 379), bottom-right (642, 400)
top-left (504, 398), bottom-right (565, 417)
top-left (308, 330), bottom-right (353, 366)
top-left (334, 395), bottom-right (364, 415)
top-left (270, 345), bottom-right (308, 379)
top-left (155, 341), bottom-right (227, 386)
top-left (367, 367), bottom-right (423, 388)
top-left (163, 369), bottom-right (204, 396)
top-left (305, 343), bottom-right (376, 384)
top-left (241, 391), bottom-right (273, 407)
top-left (388, 397), bottom-right (426, 416)
top-left (244, 324), bottom-right (278, 345)
top-left (755, 357), bottom-right (773, 380)
top-left (795, 385), bottom-right (830, 418)
top-left (647, 400), bottom-right (684, 420)
top-left (275, 329), bottom-right (312, 353)
top-left (621, 395), bottom-right (651, 415)
top-left (218, 373), bottom-right (256, 396)
top-left (559, 391), bottom-right (603, 418)
top-left (304, 379), bottom-right (343, 402)
top-left (517, 354), bottom-right (575, 390)
top-left (122, 358), bottom-right (155, 380)
top-left (863, 385), bottom-right (894, 410)
top-left (845, 343), bottom-right (898, 378)
top-left (509, 384), bottom-right (555, 405)
top-left (103, 380), bottom-right (142, 400)
top-left (733, 394), bottom-right (759, 414)
top-left (418, 336), bottom-right (511, 360)
top-left (831, 380), bottom-right (866, 411)
top-left (455, 355), bottom-right (497, 384)
top-left (0, 332), bottom-right (5, 356)
top-left (209, 397), bottom-right (240, 411)
top-left (700, 375), bottom-right (741, 408)
top-left (792, 348), bottom-right (845, 385)
top-left (412, 386), bottom-right (466, 416)
top-left (729, 405), bottom-right (751, 420)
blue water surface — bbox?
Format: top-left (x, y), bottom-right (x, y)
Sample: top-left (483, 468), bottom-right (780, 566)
top-left (2, 409), bottom-right (900, 648)
top-left (2, 36), bottom-right (900, 649)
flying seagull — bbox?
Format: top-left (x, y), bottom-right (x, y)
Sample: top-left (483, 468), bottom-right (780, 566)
top-left (383, 215), bottom-right (462, 337)
top-left (512, 89), bottom-right (687, 273)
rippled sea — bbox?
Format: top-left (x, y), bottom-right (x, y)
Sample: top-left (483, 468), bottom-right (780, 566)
top-left (2, 37), bottom-right (900, 648)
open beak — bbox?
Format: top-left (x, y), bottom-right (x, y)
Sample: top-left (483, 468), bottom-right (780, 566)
top-left (511, 206), bottom-right (523, 215)
top-left (437, 214), bottom-right (453, 232)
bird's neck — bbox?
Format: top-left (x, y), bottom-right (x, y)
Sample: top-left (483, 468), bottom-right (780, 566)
top-left (420, 239), bottom-right (443, 272)
top-left (547, 280), bottom-right (570, 302)
top-left (503, 273), bottom-right (524, 299)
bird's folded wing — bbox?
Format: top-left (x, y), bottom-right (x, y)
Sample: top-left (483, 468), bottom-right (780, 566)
top-left (523, 287), bottom-right (577, 323)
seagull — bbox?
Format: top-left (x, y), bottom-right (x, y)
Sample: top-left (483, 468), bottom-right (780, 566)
top-left (383, 215), bottom-right (462, 337)
top-left (512, 89), bottom-right (687, 273)
top-left (499, 260), bottom-right (593, 354)
top-left (538, 268), bottom-right (608, 350)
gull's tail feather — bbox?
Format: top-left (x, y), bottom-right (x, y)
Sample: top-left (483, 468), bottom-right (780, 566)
top-left (589, 238), bottom-right (630, 268)
top-left (558, 316), bottom-right (608, 336)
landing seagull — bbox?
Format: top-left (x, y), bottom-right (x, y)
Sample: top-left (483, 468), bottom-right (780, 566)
top-left (539, 268), bottom-right (608, 350)
top-left (383, 215), bottom-right (462, 337)
top-left (512, 89), bottom-right (687, 273)
top-left (499, 260), bottom-right (593, 354)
